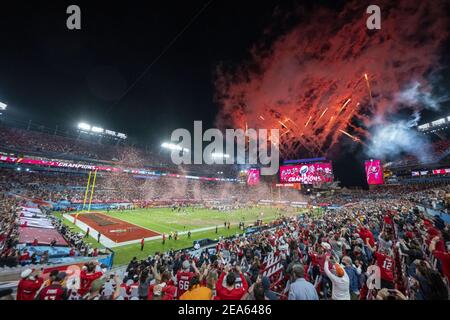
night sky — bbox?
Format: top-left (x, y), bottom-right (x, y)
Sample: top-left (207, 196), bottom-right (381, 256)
top-left (0, 1), bottom-right (448, 187)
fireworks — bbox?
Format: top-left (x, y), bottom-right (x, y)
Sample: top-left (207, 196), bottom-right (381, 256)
top-left (339, 129), bottom-right (357, 141)
top-left (364, 73), bottom-right (374, 107)
top-left (338, 98), bottom-right (352, 113)
top-left (318, 108), bottom-right (328, 120)
top-left (304, 116), bottom-right (313, 128)
top-left (215, 0), bottom-right (448, 158)
top-left (278, 121), bottom-right (288, 129)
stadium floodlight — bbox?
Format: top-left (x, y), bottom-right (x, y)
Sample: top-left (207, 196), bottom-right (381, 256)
top-left (105, 129), bottom-right (116, 136)
top-left (78, 122), bottom-right (91, 131)
top-left (0, 102), bottom-right (6, 110)
top-left (211, 152), bottom-right (230, 159)
top-left (117, 133), bottom-right (127, 139)
top-left (91, 126), bottom-right (104, 133)
top-left (431, 118), bottom-right (445, 127)
top-left (161, 142), bottom-right (189, 153)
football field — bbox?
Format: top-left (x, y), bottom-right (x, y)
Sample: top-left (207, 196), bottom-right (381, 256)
top-left (105, 206), bottom-right (287, 233)
top-left (60, 206), bottom-right (306, 266)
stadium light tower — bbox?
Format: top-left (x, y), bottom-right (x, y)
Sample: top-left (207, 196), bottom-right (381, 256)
top-left (161, 142), bottom-right (189, 153)
top-left (91, 126), bottom-right (104, 133)
top-left (0, 102), bottom-right (6, 116)
top-left (78, 122), bottom-right (91, 131)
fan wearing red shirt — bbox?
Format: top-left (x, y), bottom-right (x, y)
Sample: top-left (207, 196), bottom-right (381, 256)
top-left (358, 228), bottom-right (375, 247)
top-left (16, 269), bottom-right (44, 300)
top-left (78, 262), bottom-right (103, 296)
top-left (176, 260), bottom-right (199, 298)
top-left (19, 249), bottom-right (30, 263)
top-left (38, 272), bottom-right (68, 300)
top-left (215, 265), bottom-right (248, 300)
top-left (309, 244), bottom-right (332, 274)
top-left (372, 249), bottom-right (395, 289)
top-left (430, 236), bottom-right (450, 281)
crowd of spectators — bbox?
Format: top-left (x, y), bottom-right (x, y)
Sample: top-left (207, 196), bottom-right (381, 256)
top-left (0, 195), bottom-right (20, 267)
top-left (0, 167), bottom-right (298, 205)
top-left (9, 192), bottom-right (449, 300)
top-left (0, 124), bottom-right (237, 178)
top-left (0, 125), bottom-right (117, 160)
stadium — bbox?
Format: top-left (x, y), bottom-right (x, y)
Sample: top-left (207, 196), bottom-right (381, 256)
top-left (0, 0), bottom-right (449, 304)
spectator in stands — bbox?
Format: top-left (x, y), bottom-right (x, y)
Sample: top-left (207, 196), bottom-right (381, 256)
top-left (38, 272), bottom-right (68, 300)
top-left (148, 270), bottom-right (176, 300)
top-left (215, 265), bottom-right (248, 300)
top-left (342, 256), bottom-right (361, 300)
top-left (16, 268), bottom-right (44, 300)
top-left (137, 270), bottom-right (152, 300)
top-left (83, 275), bottom-right (121, 300)
top-left (78, 262), bottom-right (104, 296)
top-left (19, 249), bottom-right (30, 265)
top-left (288, 264), bottom-right (318, 300)
top-left (260, 276), bottom-right (279, 300)
top-left (324, 256), bottom-right (350, 300)
top-left (376, 288), bottom-right (407, 300)
top-left (412, 261), bottom-right (448, 300)
top-left (176, 260), bottom-right (199, 298)
top-left (179, 275), bottom-right (213, 300)
top-left (40, 251), bottom-right (49, 264)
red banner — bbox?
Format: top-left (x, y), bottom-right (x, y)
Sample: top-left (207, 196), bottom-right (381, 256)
top-left (365, 160), bottom-right (384, 185)
top-left (432, 168), bottom-right (450, 175)
top-left (0, 155), bottom-right (235, 182)
top-left (247, 168), bottom-right (260, 185)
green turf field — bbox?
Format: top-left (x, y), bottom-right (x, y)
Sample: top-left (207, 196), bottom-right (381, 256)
top-left (57, 206), bottom-right (305, 266)
top-left (103, 206), bottom-right (289, 233)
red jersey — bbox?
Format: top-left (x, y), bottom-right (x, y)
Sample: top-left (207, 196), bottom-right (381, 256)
top-left (384, 215), bottom-right (392, 225)
top-left (433, 251), bottom-right (450, 281)
top-left (359, 228), bottom-right (375, 247)
top-left (78, 270), bottom-right (103, 296)
top-left (310, 252), bottom-right (331, 273)
top-left (16, 277), bottom-right (44, 300)
top-left (374, 252), bottom-right (394, 282)
top-left (19, 252), bottom-right (30, 262)
top-left (176, 271), bottom-right (195, 297)
top-left (38, 284), bottom-right (67, 300)
top-left (215, 272), bottom-right (248, 300)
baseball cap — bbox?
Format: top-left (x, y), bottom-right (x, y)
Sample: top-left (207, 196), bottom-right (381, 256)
top-left (334, 263), bottom-right (345, 277)
top-left (21, 269), bottom-right (33, 279)
top-left (182, 260), bottom-right (190, 269)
